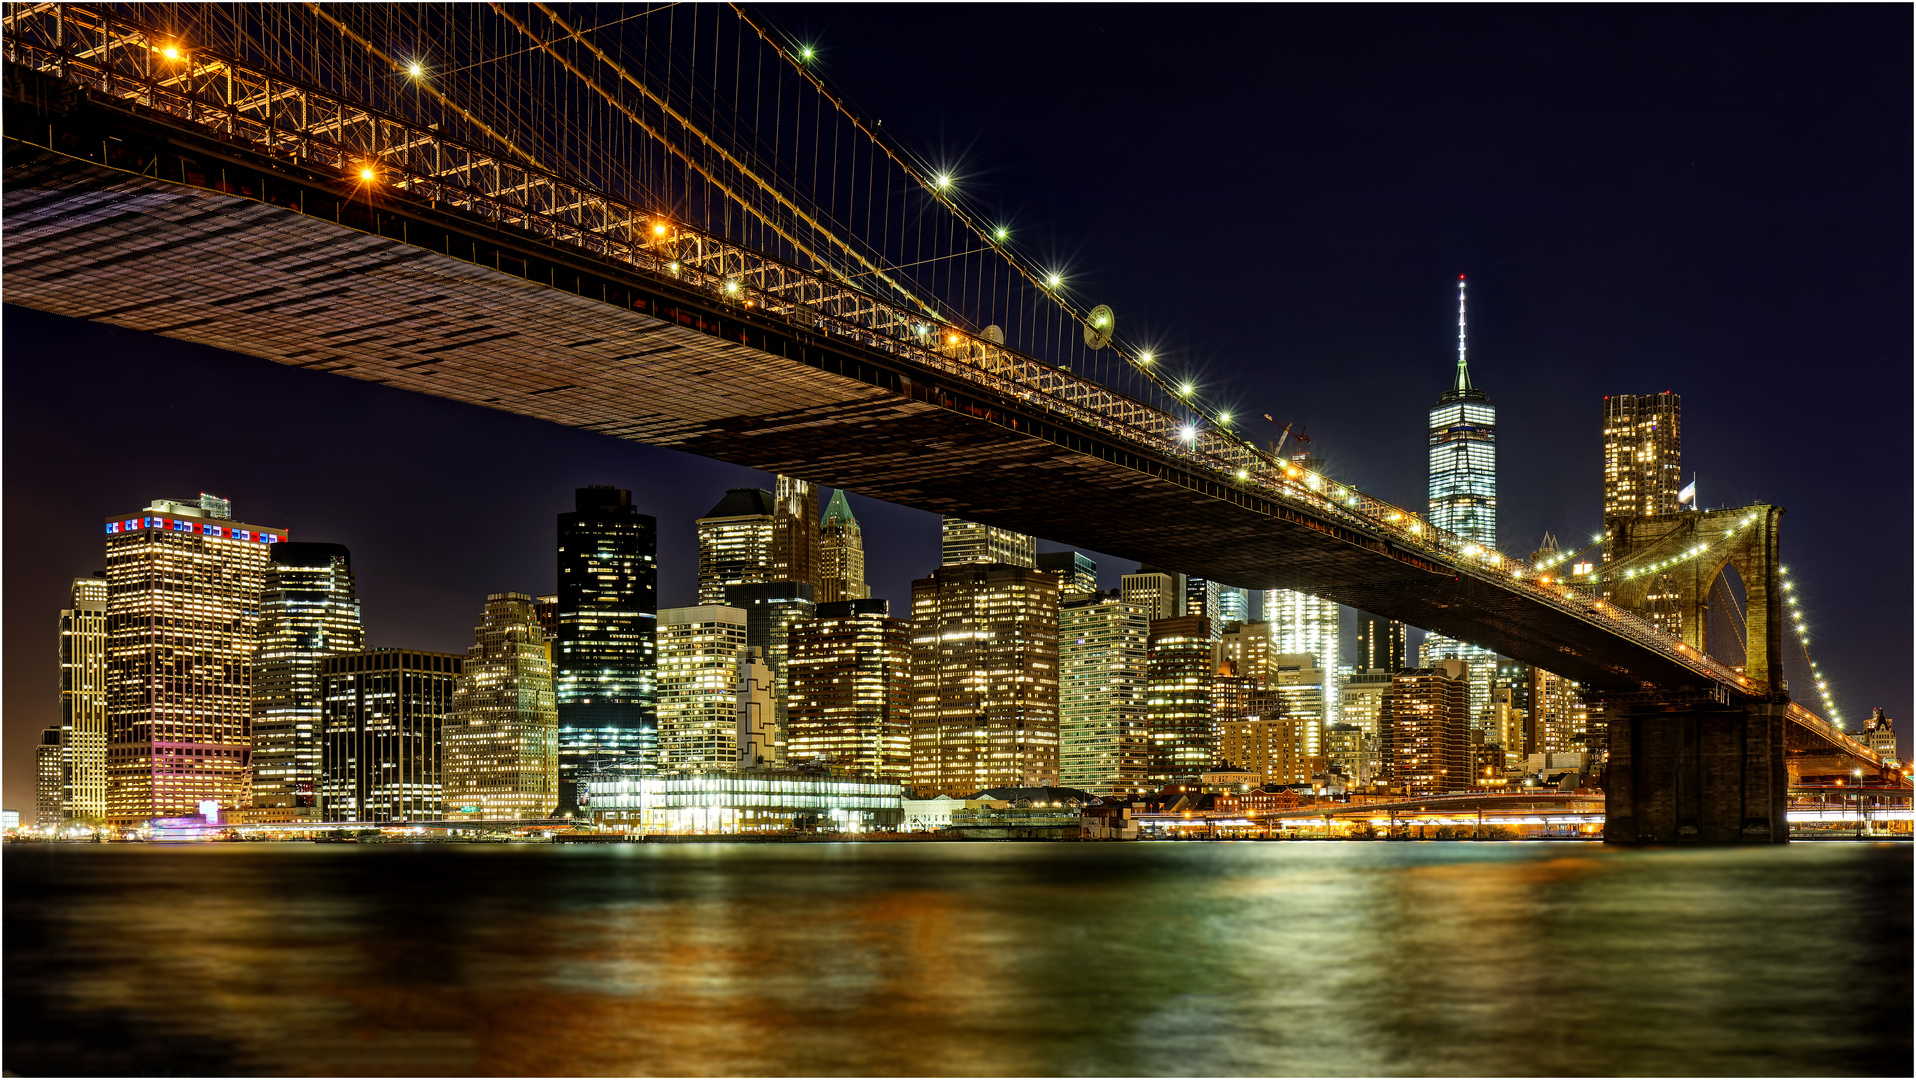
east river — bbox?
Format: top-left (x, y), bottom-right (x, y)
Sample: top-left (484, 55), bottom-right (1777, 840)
top-left (5, 841), bottom-right (1909, 1076)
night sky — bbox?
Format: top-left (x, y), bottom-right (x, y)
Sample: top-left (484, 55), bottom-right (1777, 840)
top-left (5, 4), bottom-right (1908, 809)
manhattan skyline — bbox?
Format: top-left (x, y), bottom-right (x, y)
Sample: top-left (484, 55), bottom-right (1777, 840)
top-left (4, 4), bottom-right (1907, 813)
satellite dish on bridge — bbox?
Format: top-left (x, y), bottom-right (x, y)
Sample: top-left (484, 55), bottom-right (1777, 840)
top-left (1084, 305), bottom-right (1114, 350)
top-left (982, 325), bottom-right (1005, 345)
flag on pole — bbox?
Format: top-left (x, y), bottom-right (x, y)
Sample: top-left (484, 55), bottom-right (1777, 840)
top-left (1677, 476), bottom-right (1696, 505)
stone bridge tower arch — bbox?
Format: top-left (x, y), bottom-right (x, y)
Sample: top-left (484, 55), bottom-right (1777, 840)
top-left (1603, 504), bottom-right (1785, 696)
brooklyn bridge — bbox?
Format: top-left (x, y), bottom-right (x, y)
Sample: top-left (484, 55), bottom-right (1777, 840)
top-left (1, 3), bottom-right (1900, 840)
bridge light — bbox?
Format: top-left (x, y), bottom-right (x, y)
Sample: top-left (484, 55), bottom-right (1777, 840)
top-left (160, 45), bottom-right (181, 61)
top-left (669, 261), bottom-right (681, 273)
top-left (358, 166), bottom-right (376, 182)
top-left (1179, 382), bottom-right (1193, 396)
top-left (933, 173), bottom-right (952, 190)
top-left (1236, 469), bottom-right (1248, 480)
top-left (799, 45), bottom-right (816, 62)
top-left (1137, 351), bottom-right (1153, 364)
top-left (652, 222), bottom-right (668, 236)
top-left (1046, 273), bottom-right (1062, 289)
top-left (407, 62), bottom-right (424, 78)
top-left (724, 280), bottom-right (739, 294)
top-left (1217, 411), bottom-right (1231, 424)
top-left (994, 226), bottom-right (1009, 242)
top-left (1180, 425), bottom-right (1196, 441)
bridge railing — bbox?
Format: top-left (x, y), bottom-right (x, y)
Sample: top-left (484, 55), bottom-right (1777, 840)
top-left (2, 2), bottom-right (1757, 695)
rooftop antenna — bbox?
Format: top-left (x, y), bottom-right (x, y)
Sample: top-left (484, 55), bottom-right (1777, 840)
top-left (1455, 274), bottom-right (1471, 392)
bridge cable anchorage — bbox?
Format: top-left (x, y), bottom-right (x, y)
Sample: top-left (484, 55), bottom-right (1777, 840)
top-left (302, 2), bottom-right (553, 175)
top-left (517, 1), bottom-right (938, 318)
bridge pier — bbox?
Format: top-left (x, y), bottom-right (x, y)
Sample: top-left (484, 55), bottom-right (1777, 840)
top-left (1604, 701), bottom-right (1789, 843)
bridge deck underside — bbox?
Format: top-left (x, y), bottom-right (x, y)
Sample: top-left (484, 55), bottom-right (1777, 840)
top-left (1, 143), bottom-right (1728, 693)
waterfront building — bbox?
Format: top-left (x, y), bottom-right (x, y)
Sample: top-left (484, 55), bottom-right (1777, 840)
top-left (1429, 276), bottom-right (1497, 545)
top-left (786, 599), bottom-right (911, 779)
top-left (1602, 392), bottom-right (1683, 520)
top-left (1391, 661), bottom-right (1470, 796)
top-left (1217, 621), bottom-right (1277, 687)
top-left (57, 573), bottom-right (108, 824)
top-left (1122, 570), bottom-right (1184, 623)
top-left (36, 726), bottom-right (62, 827)
top-left (1358, 614), bottom-right (1408, 672)
top-left (656, 605), bottom-right (749, 771)
top-left (696, 488), bottom-right (776, 604)
top-left (1036, 550), bottom-right (1099, 596)
top-left (940, 517), bottom-right (1036, 568)
top-left (1324, 722), bottom-right (1380, 784)
top-left (252, 542), bottom-right (363, 819)
top-left (0, 811), bottom-right (17, 832)
top-left (1862, 708), bottom-right (1898, 761)
top-left (1216, 714), bottom-right (1316, 786)
top-left (910, 563), bottom-right (1060, 794)
top-left (442, 593), bottom-right (559, 820)
top-left (103, 494), bottom-right (284, 824)
top-left (555, 486), bottom-right (657, 800)
top-left (319, 649), bottom-right (463, 821)
top-left (1146, 615), bottom-right (1214, 783)
top-left (724, 581), bottom-right (816, 760)
top-left (771, 475), bottom-right (821, 591)
top-left (584, 770), bottom-right (903, 834)
top-left (1529, 667), bottom-right (1589, 756)
top-left (1058, 593), bottom-right (1150, 796)
top-left (736, 647), bottom-right (777, 769)
top-left (1265, 589), bottom-right (1340, 718)
top-left (817, 488), bottom-right (871, 604)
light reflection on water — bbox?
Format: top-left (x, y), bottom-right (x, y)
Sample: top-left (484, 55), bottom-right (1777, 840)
top-left (5, 841), bottom-right (1908, 1076)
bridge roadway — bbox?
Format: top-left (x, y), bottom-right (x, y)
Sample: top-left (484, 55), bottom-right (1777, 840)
top-left (0, 17), bottom-right (1887, 766)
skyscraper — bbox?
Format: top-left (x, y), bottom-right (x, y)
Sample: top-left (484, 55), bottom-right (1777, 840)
top-left (1146, 615), bottom-right (1214, 783)
top-left (36, 726), bottom-right (62, 828)
top-left (786, 599), bottom-right (912, 778)
top-left (555, 487), bottom-right (657, 796)
top-left (1215, 587), bottom-right (1252, 626)
top-left (1359, 614), bottom-right (1408, 672)
top-left (1058, 593), bottom-right (1150, 796)
top-left (910, 563), bottom-right (1060, 794)
top-left (1264, 589), bottom-right (1340, 718)
top-left (1391, 661), bottom-right (1469, 796)
top-left (103, 495), bottom-right (284, 824)
top-left (725, 581), bottom-right (817, 760)
top-left (1184, 576), bottom-right (1227, 640)
top-left (1216, 621), bottom-right (1277, 687)
top-left (817, 488), bottom-right (871, 604)
top-left (940, 517), bottom-right (1036, 569)
top-left (656, 605), bottom-right (749, 771)
top-left (1420, 632), bottom-right (1496, 735)
top-left (736, 647), bottom-right (777, 769)
top-left (1429, 275), bottom-right (1497, 544)
top-left (1602, 392), bottom-right (1683, 519)
top-left (57, 574), bottom-right (108, 825)
top-left (771, 475), bottom-right (821, 591)
top-left (1122, 570), bottom-right (1184, 623)
top-left (697, 488), bottom-right (776, 604)
top-left (252, 542), bottom-right (363, 820)
top-left (1036, 550), bottom-right (1099, 596)
top-left (442, 593), bottom-right (559, 820)
top-left (320, 648), bottom-right (463, 821)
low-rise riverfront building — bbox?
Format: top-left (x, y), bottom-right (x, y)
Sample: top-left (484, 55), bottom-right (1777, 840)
top-left (583, 770), bottom-right (902, 834)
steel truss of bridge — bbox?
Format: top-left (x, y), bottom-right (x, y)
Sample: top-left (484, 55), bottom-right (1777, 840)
top-left (0, 3), bottom-right (1893, 786)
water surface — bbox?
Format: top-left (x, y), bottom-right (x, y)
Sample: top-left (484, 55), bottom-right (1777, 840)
top-left (6, 841), bottom-right (1909, 1076)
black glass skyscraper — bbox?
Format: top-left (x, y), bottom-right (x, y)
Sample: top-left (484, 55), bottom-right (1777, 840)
top-left (556, 486), bottom-right (657, 805)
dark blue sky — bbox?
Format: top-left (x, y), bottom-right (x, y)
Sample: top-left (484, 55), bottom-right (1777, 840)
top-left (5, 4), bottom-right (1908, 808)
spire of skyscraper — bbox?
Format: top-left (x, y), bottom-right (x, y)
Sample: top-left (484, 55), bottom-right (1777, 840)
top-left (1455, 274), bottom-right (1471, 393)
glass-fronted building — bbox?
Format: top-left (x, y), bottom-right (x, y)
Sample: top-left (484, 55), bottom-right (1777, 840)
top-left (253, 542), bottom-right (363, 819)
top-left (1059, 593), bottom-right (1149, 796)
top-left (555, 486), bottom-right (657, 796)
top-left (320, 649), bottom-right (463, 821)
top-left (584, 771), bottom-right (903, 833)
top-left (787, 599), bottom-right (912, 779)
top-left (1429, 277), bottom-right (1497, 546)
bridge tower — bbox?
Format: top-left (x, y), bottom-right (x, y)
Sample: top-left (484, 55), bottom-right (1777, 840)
top-left (1599, 504), bottom-right (1790, 842)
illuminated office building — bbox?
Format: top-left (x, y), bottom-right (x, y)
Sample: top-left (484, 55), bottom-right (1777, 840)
top-left (771, 475), bottom-right (821, 591)
top-left (1122, 570), bottom-right (1184, 623)
top-left (1217, 713), bottom-right (1316, 786)
top-left (36, 727), bottom-right (62, 827)
top-left (1429, 276), bottom-right (1497, 545)
top-left (1391, 661), bottom-right (1469, 796)
top-left (1146, 615), bottom-right (1213, 783)
top-left (1420, 633), bottom-right (1496, 731)
top-left (787, 599), bottom-right (912, 779)
top-left (443, 593), bottom-right (559, 820)
top-left (1264, 588), bottom-right (1340, 718)
top-left (1339, 669), bottom-right (1393, 741)
top-left (1602, 392), bottom-right (1682, 520)
top-left (1359, 614), bottom-right (1408, 672)
top-left (1185, 576), bottom-right (1225, 633)
top-left (1036, 550), bottom-right (1099, 596)
top-left (817, 488), bottom-right (871, 604)
top-left (1262, 655), bottom-right (1328, 769)
top-left (736, 647), bottom-right (778, 769)
top-left (1529, 667), bottom-right (1589, 756)
top-left (1216, 621), bottom-right (1277, 687)
top-left (320, 649), bottom-right (462, 821)
top-left (103, 494), bottom-right (284, 824)
top-left (555, 487), bottom-right (657, 799)
top-left (656, 605), bottom-right (749, 771)
top-left (1058, 593), bottom-right (1150, 796)
top-left (1861, 709), bottom-right (1898, 761)
top-left (725, 581), bottom-right (817, 758)
top-left (910, 563), bottom-right (1060, 794)
top-left (697, 488), bottom-right (776, 604)
top-left (1216, 587), bottom-right (1252, 626)
top-left (252, 542), bottom-right (363, 819)
top-left (57, 573), bottom-right (108, 824)
top-left (940, 517), bottom-right (1036, 568)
